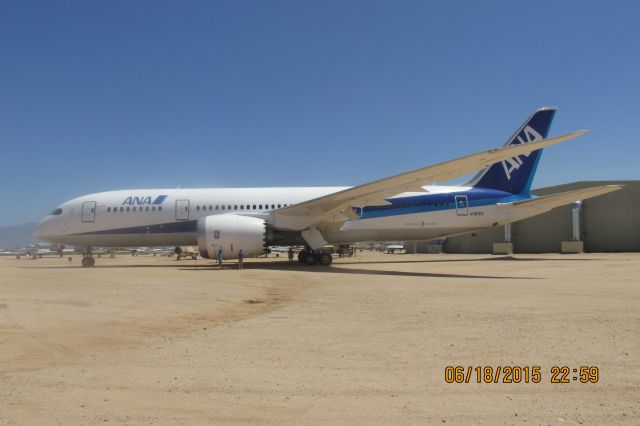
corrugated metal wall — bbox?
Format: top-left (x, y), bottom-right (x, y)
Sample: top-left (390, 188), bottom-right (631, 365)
top-left (512, 204), bottom-right (573, 253)
top-left (438, 181), bottom-right (639, 253)
top-left (442, 228), bottom-right (501, 254)
top-left (582, 182), bottom-right (640, 251)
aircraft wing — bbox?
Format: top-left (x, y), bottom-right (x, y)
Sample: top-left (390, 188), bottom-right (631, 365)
top-left (497, 185), bottom-right (623, 211)
top-left (277, 130), bottom-right (588, 219)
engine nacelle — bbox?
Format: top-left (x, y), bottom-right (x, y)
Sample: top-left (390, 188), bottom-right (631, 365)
top-left (197, 214), bottom-right (266, 259)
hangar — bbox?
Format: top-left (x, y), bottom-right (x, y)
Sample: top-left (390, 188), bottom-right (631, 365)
top-left (419, 181), bottom-right (639, 254)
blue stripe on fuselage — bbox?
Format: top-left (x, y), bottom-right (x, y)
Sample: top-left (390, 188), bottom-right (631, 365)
top-left (72, 219), bottom-right (198, 236)
top-left (152, 195), bottom-right (168, 205)
top-left (359, 188), bottom-right (531, 219)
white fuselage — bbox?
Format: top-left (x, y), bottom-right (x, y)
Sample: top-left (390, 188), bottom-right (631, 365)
top-left (35, 186), bottom-right (529, 251)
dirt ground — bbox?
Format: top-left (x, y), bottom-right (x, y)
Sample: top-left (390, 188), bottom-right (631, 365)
top-left (0, 252), bottom-right (638, 425)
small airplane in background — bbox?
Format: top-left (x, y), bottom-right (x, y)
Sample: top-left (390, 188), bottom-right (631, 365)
top-left (35, 107), bottom-right (622, 267)
top-left (385, 243), bottom-right (405, 254)
top-left (1, 244), bottom-right (74, 258)
top-left (173, 246), bottom-right (199, 260)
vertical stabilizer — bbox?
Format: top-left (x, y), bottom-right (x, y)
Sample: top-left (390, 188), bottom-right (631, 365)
top-left (466, 107), bottom-right (557, 194)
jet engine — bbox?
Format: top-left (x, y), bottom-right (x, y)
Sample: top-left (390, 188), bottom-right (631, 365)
top-left (197, 214), bottom-right (266, 259)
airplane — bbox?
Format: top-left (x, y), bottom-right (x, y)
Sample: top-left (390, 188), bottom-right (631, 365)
top-left (34, 107), bottom-right (622, 267)
top-left (385, 243), bottom-right (405, 254)
top-left (174, 246), bottom-right (199, 260)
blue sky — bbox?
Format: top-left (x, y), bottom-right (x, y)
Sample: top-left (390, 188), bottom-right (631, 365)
top-left (1, 1), bottom-right (638, 226)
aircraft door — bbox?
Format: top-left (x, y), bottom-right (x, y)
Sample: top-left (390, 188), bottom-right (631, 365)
top-left (455, 195), bottom-right (468, 216)
top-left (81, 201), bottom-right (97, 222)
top-left (175, 199), bottom-right (190, 221)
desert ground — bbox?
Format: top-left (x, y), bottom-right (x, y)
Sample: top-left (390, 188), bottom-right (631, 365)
top-left (0, 252), bottom-right (638, 425)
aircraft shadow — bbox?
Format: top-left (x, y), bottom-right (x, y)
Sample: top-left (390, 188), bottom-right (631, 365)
top-left (183, 261), bottom-right (537, 280)
top-left (18, 255), bottom-right (593, 275)
top-left (333, 255), bottom-right (602, 265)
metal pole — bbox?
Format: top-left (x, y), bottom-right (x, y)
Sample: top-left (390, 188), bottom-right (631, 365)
top-left (571, 201), bottom-right (582, 241)
top-left (504, 223), bottom-right (512, 243)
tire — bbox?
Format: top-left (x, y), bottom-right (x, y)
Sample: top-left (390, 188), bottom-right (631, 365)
top-left (305, 253), bottom-right (317, 265)
top-left (298, 251), bottom-right (307, 263)
top-left (319, 253), bottom-right (332, 265)
top-left (82, 257), bottom-right (94, 267)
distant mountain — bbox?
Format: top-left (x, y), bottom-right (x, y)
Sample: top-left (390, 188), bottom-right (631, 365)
top-left (0, 223), bottom-right (39, 250)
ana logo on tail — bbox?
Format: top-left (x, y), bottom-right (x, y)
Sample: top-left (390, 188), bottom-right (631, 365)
top-left (501, 125), bottom-right (543, 180)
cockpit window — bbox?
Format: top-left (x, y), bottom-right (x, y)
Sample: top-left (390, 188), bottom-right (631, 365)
top-left (49, 208), bottom-right (63, 216)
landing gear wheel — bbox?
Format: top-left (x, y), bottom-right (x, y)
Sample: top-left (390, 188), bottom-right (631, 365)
top-left (298, 251), bottom-right (307, 263)
top-left (82, 256), bottom-right (95, 267)
top-left (319, 252), bottom-right (332, 265)
top-left (305, 253), bottom-right (317, 265)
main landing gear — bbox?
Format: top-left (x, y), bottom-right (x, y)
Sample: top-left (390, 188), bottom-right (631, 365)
top-left (82, 248), bottom-right (96, 267)
top-left (298, 249), bottom-right (333, 266)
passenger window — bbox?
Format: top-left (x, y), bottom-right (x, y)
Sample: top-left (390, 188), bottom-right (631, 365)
top-left (158, 206), bottom-right (162, 211)
top-left (196, 206), bottom-right (200, 211)
top-left (215, 205), bottom-right (219, 210)
top-left (234, 205), bottom-right (237, 210)
top-left (277, 204), bottom-right (281, 208)
top-left (126, 207), bottom-right (130, 212)
top-left (145, 206), bottom-right (149, 211)
top-left (271, 204), bottom-right (275, 209)
top-left (152, 206), bottom-right (156, 211)
top-left (259, 204), bottom-right (263, 209)
top-left (209, 205), bottom-right (213, 210)
top-left (222, 205), bottom-right (225, 210)
top-left (107, 207), bottom-right (111, 212)
top-left (253, 205), bottom-right (256, 209)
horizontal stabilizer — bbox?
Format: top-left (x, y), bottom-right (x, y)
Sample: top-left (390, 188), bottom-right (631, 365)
top-left (497, 185), bottom-right (623, 212)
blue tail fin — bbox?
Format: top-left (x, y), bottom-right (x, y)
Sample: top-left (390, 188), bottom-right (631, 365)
top-left (466, 107), bottom-right (557, 194)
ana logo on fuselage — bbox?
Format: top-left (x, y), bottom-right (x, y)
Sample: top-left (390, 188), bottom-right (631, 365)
top-left (501, 125), bottom-right (543, 180)
top-left (122, 195), bottom-right (168, 205)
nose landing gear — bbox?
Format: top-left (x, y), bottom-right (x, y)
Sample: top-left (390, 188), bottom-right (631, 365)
top-left (82, 248), bottom-right (96, 267)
